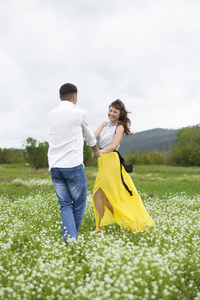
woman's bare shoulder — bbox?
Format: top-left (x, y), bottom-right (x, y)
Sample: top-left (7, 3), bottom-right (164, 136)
top-left (99, 121), bottom-right (108, 128)
top-left (117, 124), bottom-right (124, 129)
top-left (116, 124), bottom-right (125, 133)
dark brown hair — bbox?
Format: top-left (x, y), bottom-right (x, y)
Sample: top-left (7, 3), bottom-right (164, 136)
top-left (109, 99), bottom-right (132, 136)
top-left (59, 83), bottom-right (78, 100)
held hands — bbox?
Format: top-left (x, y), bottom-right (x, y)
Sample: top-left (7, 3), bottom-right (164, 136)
top-left (91, 144), bottom-right (101, 158)
top-left (92, 149), bottom-right (102, 159)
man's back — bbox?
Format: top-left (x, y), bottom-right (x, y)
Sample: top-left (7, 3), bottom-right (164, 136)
top-left (48, 101), bottom-right (85, 169)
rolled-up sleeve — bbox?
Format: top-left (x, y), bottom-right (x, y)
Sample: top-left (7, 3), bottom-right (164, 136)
top-left (81, 111), bottom-right (97, 147)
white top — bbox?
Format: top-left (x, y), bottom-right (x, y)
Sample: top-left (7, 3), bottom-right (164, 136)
top-left (48, 101), bottom-right (96, 170)
top-left (99, 122), bottom-right (120, 150)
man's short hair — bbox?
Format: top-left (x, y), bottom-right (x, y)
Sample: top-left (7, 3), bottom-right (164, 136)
top-left (59, 83), bottom-right (78, 100)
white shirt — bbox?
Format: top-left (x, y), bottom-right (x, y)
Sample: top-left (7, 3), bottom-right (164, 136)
top-left (48, 101), bottom-right (96, 170)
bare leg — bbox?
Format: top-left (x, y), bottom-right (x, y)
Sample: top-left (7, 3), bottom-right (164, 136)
top-left (94, 189), bottom-right (104, 227)
top-left (103, 193), bottom-right (113, 214)
top-left (94, 188), bottom-right (113, 228)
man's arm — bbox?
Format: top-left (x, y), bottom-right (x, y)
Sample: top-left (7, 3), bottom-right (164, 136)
top-left (81, 111), bottom-right (101, 158)
top-left (91, 144), bottom-right (101, 158)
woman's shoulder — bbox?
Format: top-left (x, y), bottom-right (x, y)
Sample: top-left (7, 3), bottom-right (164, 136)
top-left (116, 123), bottom-right (125, 132)
top-left (118, 123), bottom-right (124, 128)
top-left (100, 121), bottom-right (108, 128)
top-left (96, 122), bottom-right (108, 135)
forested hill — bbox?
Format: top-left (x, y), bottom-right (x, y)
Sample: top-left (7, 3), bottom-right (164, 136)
top-left (120, 128), bottom-right (178, 155)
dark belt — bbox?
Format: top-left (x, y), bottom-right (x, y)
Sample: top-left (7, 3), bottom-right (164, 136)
top-left (114, 150), bottom-right (133, 196)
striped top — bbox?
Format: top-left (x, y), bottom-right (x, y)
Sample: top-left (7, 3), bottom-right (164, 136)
top-left (99, 122), bottom-right (120, 150)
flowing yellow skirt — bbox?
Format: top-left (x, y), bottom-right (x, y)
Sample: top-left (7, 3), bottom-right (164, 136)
top-left (92, 152), bottom-right (155, 233)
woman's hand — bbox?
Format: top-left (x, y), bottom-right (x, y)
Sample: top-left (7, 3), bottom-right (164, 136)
top-left (92, 150), bottom-right (102, 158)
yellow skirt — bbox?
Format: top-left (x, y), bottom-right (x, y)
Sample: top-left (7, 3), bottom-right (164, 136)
top-left (92, 152), bottom-right (155, 232)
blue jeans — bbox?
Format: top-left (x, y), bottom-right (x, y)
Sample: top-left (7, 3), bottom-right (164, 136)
top-left (51, 165), bottom-right (87, 242)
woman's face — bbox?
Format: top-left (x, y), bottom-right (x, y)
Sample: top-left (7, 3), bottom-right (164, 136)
top-left (108, 106), bottom-right (121, 124)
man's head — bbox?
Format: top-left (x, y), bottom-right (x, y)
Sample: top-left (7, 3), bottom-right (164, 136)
top-left (59, 83), bottom-right (78, 103)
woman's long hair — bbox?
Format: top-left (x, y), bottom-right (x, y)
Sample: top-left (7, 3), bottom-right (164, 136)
top-left (109, 99), bottom-right (132, 136)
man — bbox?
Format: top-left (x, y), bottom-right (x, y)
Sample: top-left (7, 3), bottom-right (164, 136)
top-left (48, 83), bottom-right (100, 242)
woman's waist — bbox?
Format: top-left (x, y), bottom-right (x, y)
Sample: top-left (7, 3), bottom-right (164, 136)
top-left (99, 144), bottom-right (120, 151)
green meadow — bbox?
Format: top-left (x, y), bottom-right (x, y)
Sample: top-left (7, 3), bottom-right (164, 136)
top-left (0, 164), bottom-right (200, 299)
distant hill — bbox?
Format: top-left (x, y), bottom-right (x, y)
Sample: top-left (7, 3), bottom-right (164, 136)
top-left (120, 128), bottom-right (178, 155)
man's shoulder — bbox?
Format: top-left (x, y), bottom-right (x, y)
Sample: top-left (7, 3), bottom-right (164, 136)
top-left (75, 106), bottom-right (87, 117)
top-left (49, 105), bottom-right (61, 117)
top-left (49, 103), bottom-right (86, 117)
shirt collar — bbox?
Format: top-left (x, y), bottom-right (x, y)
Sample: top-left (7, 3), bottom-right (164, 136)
top-left (59, 101), bottom-right (76, 107)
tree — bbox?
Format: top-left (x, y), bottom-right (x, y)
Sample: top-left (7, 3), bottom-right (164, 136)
top-left (0, 148), bottom-right (25, 164)
top-left (83, 143), bottom-right (97, 167)
top-left (125, 150), bottom-right (142, 165)
top-left (23, 137), bottom-right (49, 169)
top-left (146, 151), bottom-right (168, 165)
top-left (23, 138), bottom-right (97, 169)
top-left (171, 125), bottom-right (200, 166)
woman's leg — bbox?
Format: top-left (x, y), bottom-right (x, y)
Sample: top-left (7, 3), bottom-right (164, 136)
top-left (93, 189), bottom-right (104, 227)
top-left (94, 188), bottom-right (113, 228)
top-left (103, 193), bottom-right (113, 214)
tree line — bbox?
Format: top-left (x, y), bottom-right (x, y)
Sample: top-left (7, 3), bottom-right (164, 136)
top-left (0, 137), bottom-right (97, 169)
top-left (124, 125), bottom-right (200, 167)
top-left (0, 125), bottom-right (199, 169)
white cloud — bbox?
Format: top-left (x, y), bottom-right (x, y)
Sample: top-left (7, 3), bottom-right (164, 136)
top-left (0, 0), bottom-right (200, 148)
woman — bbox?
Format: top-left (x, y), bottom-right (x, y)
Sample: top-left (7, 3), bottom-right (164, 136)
top-left (92, 99), bottom-right (155, 233)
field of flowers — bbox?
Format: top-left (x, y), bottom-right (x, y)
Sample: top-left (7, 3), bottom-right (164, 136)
top-left (0, 165), bottom-right (200, 299)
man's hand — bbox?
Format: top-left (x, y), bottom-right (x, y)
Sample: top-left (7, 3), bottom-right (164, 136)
top-left (92, 149), bottom-right (101, 158)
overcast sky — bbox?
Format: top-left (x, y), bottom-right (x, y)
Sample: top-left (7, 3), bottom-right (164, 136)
top-left (1, 0), bottom-right (200, 148)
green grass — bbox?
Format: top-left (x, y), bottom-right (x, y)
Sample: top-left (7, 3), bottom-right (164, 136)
top-left (85, 165), bottom-right (200, 197)
top-left (1, 163), bottom-right (200, 199)
top-left (0, 164), bottom-right (200, 197)
top-left (0, 164), bottom-right (200, 299)
top-left (129, 165), bottom-right (200, 197)
top-left (0, 163), bottom-right (49, 179)
top-left (0, 164), bottom-right (53, 198)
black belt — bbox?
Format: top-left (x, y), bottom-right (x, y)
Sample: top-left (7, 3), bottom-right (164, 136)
top-left (114, 150), bottom-right (133, 196)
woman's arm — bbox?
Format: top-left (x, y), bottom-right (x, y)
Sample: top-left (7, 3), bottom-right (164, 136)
top-left (100, 125), bottom-right (125, 154)
top-left (94, 121), bottom-right (108, 138)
